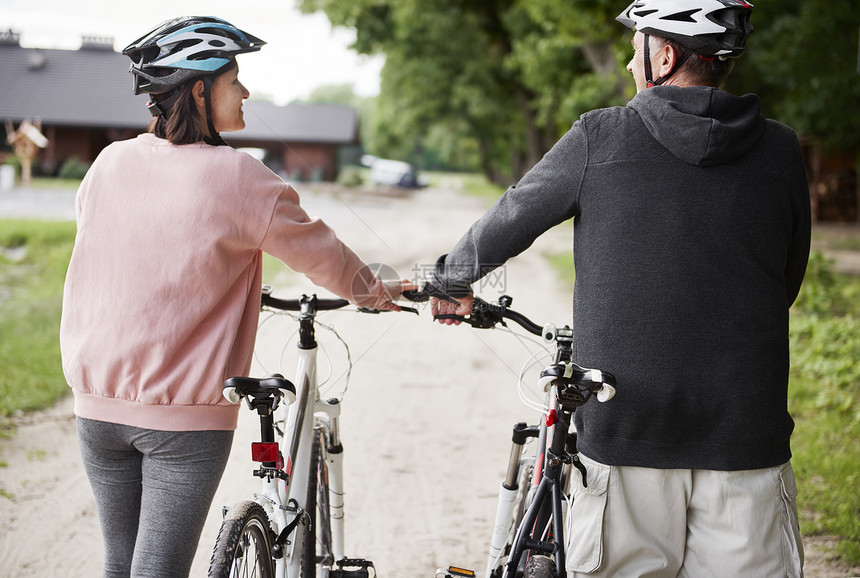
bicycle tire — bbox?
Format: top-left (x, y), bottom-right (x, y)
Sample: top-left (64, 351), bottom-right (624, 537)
top-left (301, 429), bottom-right (334, 576)
top-left (209, 500), bottom-right (276, 578)
top-left (524, 554), bottom-right (555, 578)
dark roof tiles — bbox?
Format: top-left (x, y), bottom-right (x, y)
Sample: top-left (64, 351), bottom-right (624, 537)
top-left (0, 43), bottom-right (356, 143)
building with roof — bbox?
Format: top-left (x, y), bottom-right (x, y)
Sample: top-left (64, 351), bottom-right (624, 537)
top-left (0, 30), bottom-right (358, 181)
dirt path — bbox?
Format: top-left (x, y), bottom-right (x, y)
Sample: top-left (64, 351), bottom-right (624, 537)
top-left (1, 184), bottom-right (857, 577)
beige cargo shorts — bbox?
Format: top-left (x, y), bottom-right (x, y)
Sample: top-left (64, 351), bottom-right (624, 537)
top-left (566, 454), bottom-right (804, 577)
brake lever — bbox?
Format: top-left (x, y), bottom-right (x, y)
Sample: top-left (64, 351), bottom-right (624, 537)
top-left (433, 309), bottom-right (506, 329)
top-left (402, 286), bottom-right (461, 305)
top-left (358, 306), bottom-right (420, 315)
top-left (433, 313), bottom-right (473, 326)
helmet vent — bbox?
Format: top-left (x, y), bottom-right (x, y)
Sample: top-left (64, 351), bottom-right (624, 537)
top-left (634, 9), bottom-right (658, 18)
top-left (662, 9), bottom-right (701, 23)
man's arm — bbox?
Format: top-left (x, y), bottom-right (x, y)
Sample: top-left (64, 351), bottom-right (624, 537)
top-left (432, 120), bottom-right (590, 296)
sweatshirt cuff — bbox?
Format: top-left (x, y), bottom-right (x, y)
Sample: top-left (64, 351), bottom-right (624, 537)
top-left (430, 254), bottom-right (473, 298)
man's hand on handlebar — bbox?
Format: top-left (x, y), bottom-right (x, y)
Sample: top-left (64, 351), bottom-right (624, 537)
top-left (431, 293), bottom-right (474, 325)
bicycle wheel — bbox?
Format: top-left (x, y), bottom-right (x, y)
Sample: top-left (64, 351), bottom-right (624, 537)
top-left (301, 429), bottom-right (334, 576)
top-left (524, 554), bottom-right (555, 578)
top-left (209, 500), bottom-right (276, 578)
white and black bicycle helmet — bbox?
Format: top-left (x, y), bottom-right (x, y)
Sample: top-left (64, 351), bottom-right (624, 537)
top-left (617, 0), bottom-right (753, 86)
top-left (123, 16), bottom-right (264, 143)
top-left (617, 0), bottom-right (753, 58)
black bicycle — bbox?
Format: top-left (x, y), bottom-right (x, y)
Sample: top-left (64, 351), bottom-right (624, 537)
top-left (405, 289), bottom-right (617, 578)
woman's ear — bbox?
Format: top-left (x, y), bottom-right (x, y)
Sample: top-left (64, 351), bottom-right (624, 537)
top-left (192, 79), bottom-right (207, 111)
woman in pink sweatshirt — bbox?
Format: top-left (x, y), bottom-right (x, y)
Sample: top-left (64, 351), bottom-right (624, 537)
top-left (60, 16), bottom-right (401, 577)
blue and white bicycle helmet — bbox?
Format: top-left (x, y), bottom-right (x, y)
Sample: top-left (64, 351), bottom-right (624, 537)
top-left (123, 16), bottom-right (264, 144)
top-left (123, 16), bottom-right (265, 96)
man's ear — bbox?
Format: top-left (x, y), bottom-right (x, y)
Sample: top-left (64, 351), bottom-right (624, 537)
top-left (658, 44), bottom-right (677, 77)
top-left (192, 79), bottom-right (207, 110)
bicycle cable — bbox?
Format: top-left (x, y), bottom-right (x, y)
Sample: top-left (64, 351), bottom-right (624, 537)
top-left (253, 310), bottom-right (354, 401)
top-left (517, 345), bottom-right (554, 414)
top-left (489, 324), bottom-right (555, 413)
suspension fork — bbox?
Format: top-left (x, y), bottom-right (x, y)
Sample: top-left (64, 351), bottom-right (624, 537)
top-left (315, 397), bottom-right (345, 562)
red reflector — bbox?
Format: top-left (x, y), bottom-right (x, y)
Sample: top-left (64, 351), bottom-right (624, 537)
top-left (546, 409), bottom-right (558, 428)
top-left (251, 442), bottom-right (279, 462)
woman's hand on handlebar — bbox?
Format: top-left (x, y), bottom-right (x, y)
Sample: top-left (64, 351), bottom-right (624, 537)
top-left (380, 279), bottom-right (419, 312)
top-left (353, 278), bottom-right (418, 312)
top-left (431, 293), bottom-right (474, 325)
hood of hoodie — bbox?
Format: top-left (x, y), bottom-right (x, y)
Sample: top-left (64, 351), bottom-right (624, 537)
top-left (628, 85), bottom-right (765, 167)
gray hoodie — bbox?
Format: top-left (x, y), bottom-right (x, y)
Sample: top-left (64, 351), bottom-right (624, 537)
top-left (435, 85), bottom-right (810, 470)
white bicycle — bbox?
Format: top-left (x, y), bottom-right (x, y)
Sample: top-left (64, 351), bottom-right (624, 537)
top-left (208, 286), bottom-right (415, 578)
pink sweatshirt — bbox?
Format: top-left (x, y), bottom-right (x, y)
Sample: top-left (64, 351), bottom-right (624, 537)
top-left (60, 134), bottom-right (385, 431)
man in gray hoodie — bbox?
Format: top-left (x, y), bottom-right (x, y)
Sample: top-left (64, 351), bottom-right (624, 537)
top-left (431, 1), bottom-right (809, 575)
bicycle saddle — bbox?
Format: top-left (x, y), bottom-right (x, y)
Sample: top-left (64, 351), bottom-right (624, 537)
top-left (538, 362), bottom-right (617, 405)
top-left (223, 375), bottom-right (297, 405)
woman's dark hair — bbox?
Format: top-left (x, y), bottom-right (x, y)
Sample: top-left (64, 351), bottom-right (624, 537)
top-left (656, 37), bottom-right (736, 88)
top-left (147, 80), bottom-right (206, 144)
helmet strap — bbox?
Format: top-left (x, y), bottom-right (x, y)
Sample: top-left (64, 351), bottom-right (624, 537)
top-left (202, 75), bottom-right (227, 146)
top-left (644, 34), bottom-right (693, 88)
top-left (146, 87), bottom-right (182, 118)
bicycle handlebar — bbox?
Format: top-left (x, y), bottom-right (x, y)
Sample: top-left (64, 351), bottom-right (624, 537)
top-left (402, 285), bottom-right (617, 404)
top-left (262, 292), bottom-right (350, 312)
top-left (261, 287), bottom-right (418, 315)
top-left (402, 286), bottom-right (545, 337)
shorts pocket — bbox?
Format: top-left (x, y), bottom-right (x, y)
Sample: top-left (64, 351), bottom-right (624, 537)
top-left (778, 462), bottom-right (804, 578)
top-left (566, 454), bottom-right (610, 573)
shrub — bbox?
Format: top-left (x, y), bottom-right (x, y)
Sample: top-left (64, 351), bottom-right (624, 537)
top-left (57, 157), bottom-right (91, 180)
top-left (336, 166), bottom-right (365, 187)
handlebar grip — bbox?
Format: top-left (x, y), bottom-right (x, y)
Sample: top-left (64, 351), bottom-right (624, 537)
top-left (537, 374), bottom-right (556, 391)
top-left (597, 384), bottom-right (616, 402)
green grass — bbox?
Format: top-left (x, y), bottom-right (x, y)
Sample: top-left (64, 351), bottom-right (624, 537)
top-left (422, 171), bottom-right (506, 203)
top-left (0, 220), bottom-right (77, 417)
top-left (28, 177), bottom-right (82, 190)
top-left (812, 228), bottom-right (860, 252)
top-left (787, 251), bottom-right (860, 563)
top-left (544, 251), bottom-right (576, 288)
top-left (544, 248), bottom-right (860, 566)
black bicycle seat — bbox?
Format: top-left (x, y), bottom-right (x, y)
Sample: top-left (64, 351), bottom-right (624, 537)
top-left (224, 375), bottom-right (296, 401)
top-left (539, 362), bottom-right (617, 408)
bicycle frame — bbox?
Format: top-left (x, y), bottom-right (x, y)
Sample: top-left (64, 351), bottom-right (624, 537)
top-left (485, 328), bottom-right (573, 578)
top-left (265, 297), bottom-right (343, 578)
top-left (418, 291), bottom-right (615, 578)
top-left (224, 294), bottom-right (346, 578)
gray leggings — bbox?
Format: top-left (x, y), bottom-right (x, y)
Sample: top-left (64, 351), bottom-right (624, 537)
top-left (77, 417), bottom-right (233, 578)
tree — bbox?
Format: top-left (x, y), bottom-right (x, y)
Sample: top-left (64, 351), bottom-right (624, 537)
top-left (299, 0), bottom-right (633, 185)
top-left (301, 0), bottom-right (859, 186)
top-left (726, 0), bottom-right (860, 153)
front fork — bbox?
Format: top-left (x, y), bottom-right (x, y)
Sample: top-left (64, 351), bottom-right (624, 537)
top-left (486, 422), bottom-right (540, 577)
top-left (318, 397), bottom-right (345, 563)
